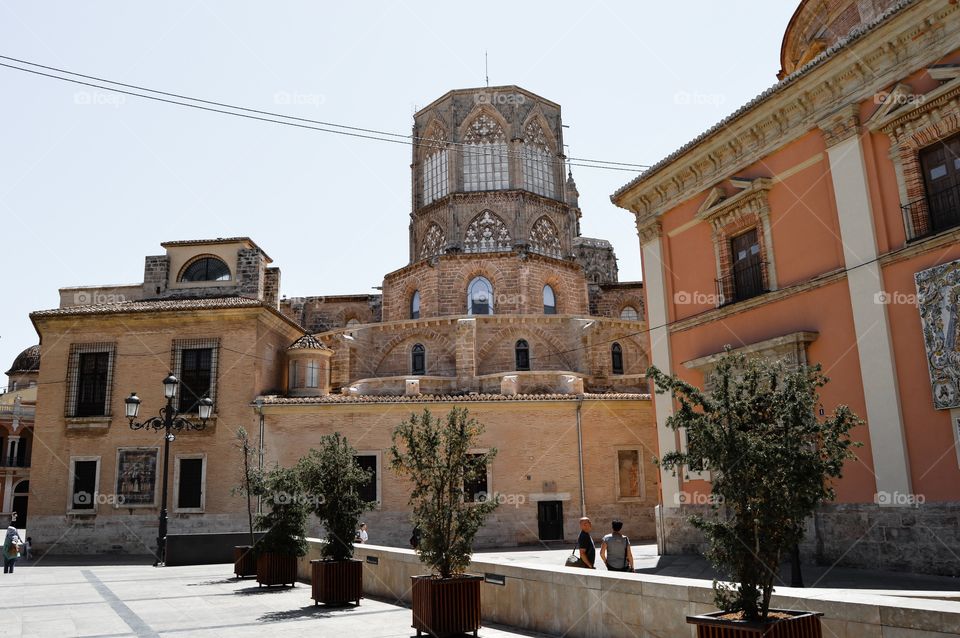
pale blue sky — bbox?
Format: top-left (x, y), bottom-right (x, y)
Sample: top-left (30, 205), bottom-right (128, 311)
top-left (0, 1), bottom-right (796, 377)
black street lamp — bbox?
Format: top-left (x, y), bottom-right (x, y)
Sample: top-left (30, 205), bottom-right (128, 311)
top-left (125, 373), bottom-right (213, 566)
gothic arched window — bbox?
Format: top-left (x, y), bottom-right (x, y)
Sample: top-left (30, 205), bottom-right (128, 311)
top-left (529, 216), bottom-right (562, 258)
top-left (420, 223), bottom-right (445, 259)
top-left (464, 211), bottom-right (512, 253)
top-left (463, 114), bottom-right (508, 191)
top-left (421, 122), bottom-right (449, 205)
top-left (467, 276), bottom-right (494, 315)
top-left (543, 285), bottom-right (557, 315)
top-left (411, 290), bottom-right (421, 320)
top-left (180, 256), bottom-right (231, 282)
top-left (515, 339), bottom-right (530, 371)
top-left (411, 343), bottom-right (426, 375)
top-left (620, 306), bottom-right (639, 321)
top-left (611, 342), bottom-right (624, 375)
top-left (522, 120), bottom-right (555, 197)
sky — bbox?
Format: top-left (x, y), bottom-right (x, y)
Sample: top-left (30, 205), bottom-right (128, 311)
top-left (0, 0), bottom-right (797, 380)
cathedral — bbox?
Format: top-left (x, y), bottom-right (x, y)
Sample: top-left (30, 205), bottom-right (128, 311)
top-left (20, 86), bottom-right (657, 553)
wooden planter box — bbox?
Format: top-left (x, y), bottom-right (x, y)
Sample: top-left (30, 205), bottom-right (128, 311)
top-left (256, 552), bottom-right (298, 588)
top-left (688, 610), bottom-right (823, 637)
top-left (411, 574), bottom-right (482, 638)
top-left (311, 559), bottom-right (362, 606)
top-left (233, 546), bottom-right (256, 578)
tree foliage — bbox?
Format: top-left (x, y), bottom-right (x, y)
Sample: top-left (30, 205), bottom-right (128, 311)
top-left (390, 407), bottom-right (498, 579)
top-left (298, 432), bottom-right (373, 562)
top-left (254, 464), bottom-right (309, 557)
top-left (648, 350), bottom-right (861, 622)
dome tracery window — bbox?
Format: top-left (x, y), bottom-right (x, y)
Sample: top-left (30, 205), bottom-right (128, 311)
top-left (411, 343), bottom-right (426, 375)
top-left (420, 223), bottom-right (445, 259)
top-left (421, 122), bottom-right (449, 205)
top-left (620, 306), bottom-right (639, 321)
top-left (515, 339), bottom-right (530, 371)
top-left (522, 120), bottom-right (555, 198)
top-left (611, 342), bottom-right (624, 375)
top-left (180, 256), bottom-right (231, 282)
top-left (543, 285), bottom-right (557, 315)
top-left (411, 290), bottom-right (421, 320)
top-left (529, 217), bottom-right (562, 258)
top-left (464, 211), bottom-right (512, 254)
top-left (463, 114), bottom-right (508, 192)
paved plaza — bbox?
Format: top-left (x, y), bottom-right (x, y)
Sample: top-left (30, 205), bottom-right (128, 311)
top-left (0, 559), bottom-right (547, 638)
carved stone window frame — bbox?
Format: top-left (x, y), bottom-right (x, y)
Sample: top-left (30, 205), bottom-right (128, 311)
top-left (696, 179), bottom-right (778, 306)
top-left (876, 79), bottom-right (960, 242)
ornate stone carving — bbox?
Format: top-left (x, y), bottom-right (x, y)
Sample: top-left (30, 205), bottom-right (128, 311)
top-left (420, 223), bottom-right (446, 259)
top-left (636, 220), bottom-right (662, 246)
top-left (529, 217), bottom-right (561, 258)
top-left (464, 211), bottom-right (512, 253)
top-left (818, 104), bottom-right (861, 147)
top-left (915, 258), bottom-right (960, 410)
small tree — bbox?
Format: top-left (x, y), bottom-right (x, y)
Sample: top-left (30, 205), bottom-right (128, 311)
top-left (299, 433), bottom-right (373, 561)
top-left (390, 407), bottom-right (498, 579)
top-left (648, 349), bottom-right (860, 622)
top-left (231, 427), bottom-right (263, 548)
top-left (255, 464), bottom-right (309, 557)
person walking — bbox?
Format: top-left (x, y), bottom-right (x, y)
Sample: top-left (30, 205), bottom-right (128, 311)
top-left (600, 519), bottom-right (634, 572)
top-left (3, 525), bottom-right (22, 573)
top-left (409, 526), bottom-right (421, 549)
top-left (356, 522), bottom-right (368, 544)
top-left (575, 517), bottom-right (596, 569)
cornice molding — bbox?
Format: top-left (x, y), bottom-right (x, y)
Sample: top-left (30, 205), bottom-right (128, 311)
top-left (613, 0), bottom-right (959, 219)
top-left (818, 104), bottom-right (862, 147)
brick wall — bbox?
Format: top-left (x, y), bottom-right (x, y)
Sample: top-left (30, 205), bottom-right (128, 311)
top-left (382, 252), bottom-right (589, 321)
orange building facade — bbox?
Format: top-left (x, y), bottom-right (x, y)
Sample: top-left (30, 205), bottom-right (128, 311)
top-left (613, 0), bottom-right (960, 575)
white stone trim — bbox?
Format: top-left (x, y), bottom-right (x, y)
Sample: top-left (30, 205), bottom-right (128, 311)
top-left (826, 135), bottom-right (911, 498)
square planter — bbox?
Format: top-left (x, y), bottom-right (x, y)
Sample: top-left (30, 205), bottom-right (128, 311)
top-left (233, 545), bottom-right (256, 578)
top-left (311, 559), bottom-right (362, 606)
top-left (256, 552), bottom-right (298, 588)
top-left (411, 574), bottom-right (482, 638)
top-left (688, 609), bottom-right (823, 637)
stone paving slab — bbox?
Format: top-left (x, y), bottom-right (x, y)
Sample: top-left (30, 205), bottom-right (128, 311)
top-left (0, 561), bottom-right (548, 638)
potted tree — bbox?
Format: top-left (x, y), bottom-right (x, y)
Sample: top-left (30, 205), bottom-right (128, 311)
top-left (390, 407), bottom-right (498, 638)
top-left (299, 432), bottom-right (373, 606)
top-left (231, 427), bottom-right (261, 578)
top-left (255, 464), bottom-right (309, 588)
top-left (648, 349), bottom-right (860, 637)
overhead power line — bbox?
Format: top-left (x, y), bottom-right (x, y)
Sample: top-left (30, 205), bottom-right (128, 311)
top-left (0, 54), bottom-right (650, 173)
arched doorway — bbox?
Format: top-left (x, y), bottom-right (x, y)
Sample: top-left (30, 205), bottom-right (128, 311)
top-left (12, 480), bottom-right (28, 528)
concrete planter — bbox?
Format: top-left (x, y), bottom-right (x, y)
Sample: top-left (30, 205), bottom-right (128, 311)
top-left (411, 574), bottom-right (482, 637)
top-left (311, 559), bottom-right (362, 606)
top-left (256, 552), bottom-right (298, 588)
top-left (233, 546), bottom-right (256, 578)
top-left (688, 609), bottom-right (823, 637)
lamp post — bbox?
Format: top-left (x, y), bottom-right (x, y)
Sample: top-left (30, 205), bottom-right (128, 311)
top-left (125, 373), bottom-right (213, 567)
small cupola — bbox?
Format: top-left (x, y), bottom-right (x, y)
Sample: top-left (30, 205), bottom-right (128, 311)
top-left (286, 335), bottom-right (334, 397)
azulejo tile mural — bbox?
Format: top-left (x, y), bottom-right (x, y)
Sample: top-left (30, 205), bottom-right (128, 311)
top-left (916, 257), bottom-right (960, 410)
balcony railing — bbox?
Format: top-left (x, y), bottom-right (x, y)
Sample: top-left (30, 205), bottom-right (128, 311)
top-left (0, 404), bottom-right (35, 420)
top-left (0, 456), bottom-right (30, 468)
top-left (902, 182), bottom-right (960, 241)
top-left (716, 261), bottom-right (767, 307)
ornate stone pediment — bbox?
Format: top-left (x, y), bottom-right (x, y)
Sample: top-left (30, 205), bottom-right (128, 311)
top-left (915, 258), bottom-right (960, 410)
top-left (695, 178), bottom-right (773, 229)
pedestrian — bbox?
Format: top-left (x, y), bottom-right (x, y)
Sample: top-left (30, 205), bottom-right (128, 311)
top-left (575, 516), bottom-right (596, 569)
top-left (23, 537), bottom-right (32, 560)
top-left (600, 519), bottom-right (634, 572)
top-left (3, 525), bottom-right (21, 573)
top-left (409, 526), bottom-right (421, 549)
top-left (356, 522), bottom-right (368, 544)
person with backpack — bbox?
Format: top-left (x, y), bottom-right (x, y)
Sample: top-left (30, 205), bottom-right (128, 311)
top-left (599, 519), bottom-right (634, 572)
top-left (2, 525), bottom-right (22, 573)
